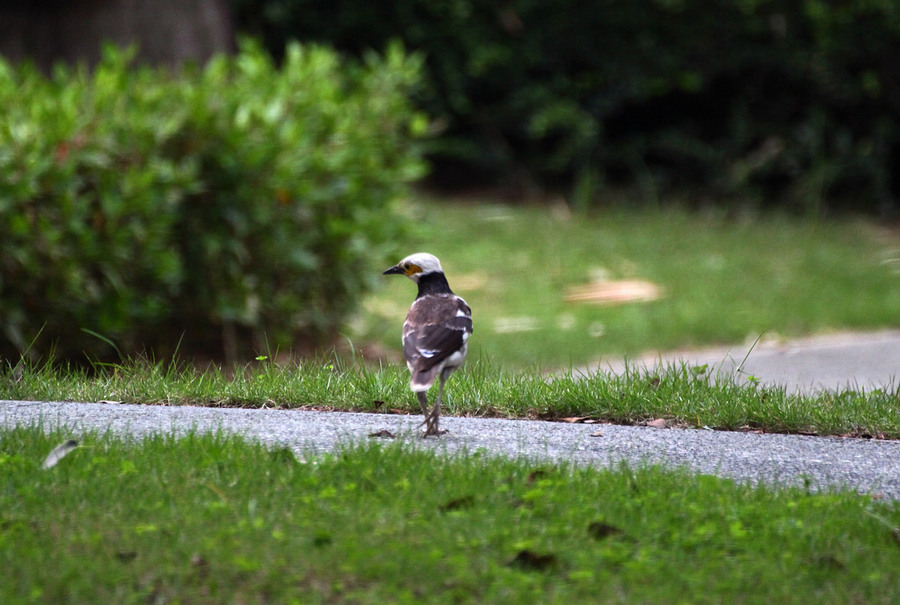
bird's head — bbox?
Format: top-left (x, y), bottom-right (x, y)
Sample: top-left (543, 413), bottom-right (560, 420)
top-left (383, 252), bottom-right (444, 282)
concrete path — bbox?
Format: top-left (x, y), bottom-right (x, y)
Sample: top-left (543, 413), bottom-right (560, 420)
top-left (3, 398), bottom-right (899, 501)
top-left (600, 329), bottom-right (900, 394)
top-left (2, 330), bottom-right (899, 500)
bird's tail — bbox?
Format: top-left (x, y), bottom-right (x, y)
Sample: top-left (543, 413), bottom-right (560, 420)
top-left (410, 367), bottom-right (439, 392)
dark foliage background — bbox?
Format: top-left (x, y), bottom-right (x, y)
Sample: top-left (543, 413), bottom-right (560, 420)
top-left (232, 0), bottom-right (900, 215)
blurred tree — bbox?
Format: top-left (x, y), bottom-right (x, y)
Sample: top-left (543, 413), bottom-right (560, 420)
top-left (0, 0), bottom-right (234, 70)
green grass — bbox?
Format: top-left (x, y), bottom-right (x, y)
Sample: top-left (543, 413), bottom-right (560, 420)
top-left (2, 427), bottom-right (898, 603)
top-left (3, 356), bottom-right (899, 439)
top-left (352, 198), bottom-right (900, 367)
top-left (5, 200), bottom-right (898, 602)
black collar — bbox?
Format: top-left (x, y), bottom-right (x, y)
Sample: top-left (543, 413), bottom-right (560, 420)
top-left (416, 272), bottom-right (454, 298)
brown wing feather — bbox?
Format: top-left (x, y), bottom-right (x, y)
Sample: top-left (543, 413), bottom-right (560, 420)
top-left (402, 295), bottom-right (472, 376)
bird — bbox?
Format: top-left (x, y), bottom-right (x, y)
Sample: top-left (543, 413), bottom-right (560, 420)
top-left (383, 252), bottom-right (473, 437)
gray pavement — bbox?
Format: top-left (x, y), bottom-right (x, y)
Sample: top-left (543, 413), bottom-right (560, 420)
top-left (3, 400), bottom-right (899, 499)
top-left (2, 330), bottom-right (899, 499)
top-left (600, 329), bottom-right (900, 393)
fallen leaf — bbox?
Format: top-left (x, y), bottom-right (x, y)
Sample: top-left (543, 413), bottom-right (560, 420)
top-left (561, 416), bottom-right (592, 423)
top-left (528, 469), bottom-right (549, 484)
top-left (313, 531), bottom-right (332, 547)
top-left (590, 430), bottom-right (604, 437)
top-left (190, 553), bottom-right (210, 579)
top-left (647, 418), bottom-right (668, 428)
top-left (564, 279), bottom-right (663, 305)
top-left (588, 521), bottom-right (625, 540)
top-left (41, 439), bottom-right (78, 470)
top-left (814, 554), bottom-right (846, 570)
top-left (372, 400), bottom-right (385, 408)
top-left (439, 495), bottom-right (475, 512)
top-left (368, 430), bottom-right (396, 439)
top-left (509, 549), bottom-right (557, 571)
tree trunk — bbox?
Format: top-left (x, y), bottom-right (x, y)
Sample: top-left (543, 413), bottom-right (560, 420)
top-left (0, 0), bottom-right (235, 71)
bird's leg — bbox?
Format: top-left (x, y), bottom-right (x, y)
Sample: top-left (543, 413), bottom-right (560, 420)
top-left (416, 391), bottom-right (434, 433)
top-left (417, 391), bottom-right (440, 435)
top-left (423, 375), bottom-right (448, 437)
top-left (416, 391), bottom-right (429, 417)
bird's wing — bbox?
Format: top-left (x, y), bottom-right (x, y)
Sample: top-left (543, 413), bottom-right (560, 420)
top-left (404, 319), bottom-right (471, 370)
top-left (403, 296), bottom-right (473, 374)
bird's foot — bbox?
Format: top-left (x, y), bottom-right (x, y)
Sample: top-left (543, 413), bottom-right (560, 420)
top-left (422, 427), bottom-right (448, 438)
top-left (420, 413), bottom-right (447, 438)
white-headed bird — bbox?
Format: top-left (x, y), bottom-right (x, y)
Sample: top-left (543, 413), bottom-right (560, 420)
top-left (383, 253), bottom-right (473, 437)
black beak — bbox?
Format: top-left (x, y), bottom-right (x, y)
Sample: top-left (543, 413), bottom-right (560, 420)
top-left (383, 264), bottom-right (404, 276)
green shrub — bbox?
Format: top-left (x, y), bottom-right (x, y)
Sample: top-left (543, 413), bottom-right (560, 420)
top-left (0, 41), bottom-right (426, 363)
top-left (233, 0), bottom-right (900, 214)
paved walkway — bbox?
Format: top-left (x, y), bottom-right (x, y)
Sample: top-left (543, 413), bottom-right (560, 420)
top-left (3, 330), bottom-right (899, 500)
top-left (600, 329), bottom-right (900, 393)
top-left (5, 400), bottom-right (900, 500)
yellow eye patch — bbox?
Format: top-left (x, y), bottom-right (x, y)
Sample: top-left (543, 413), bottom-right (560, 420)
top-left (405, 263), bottom-right (422, 276)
